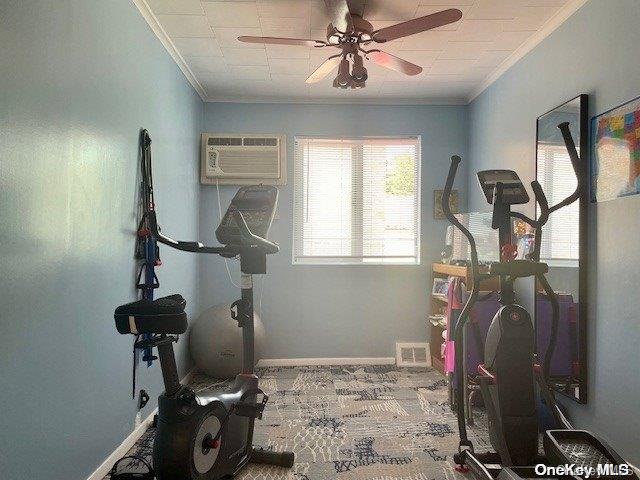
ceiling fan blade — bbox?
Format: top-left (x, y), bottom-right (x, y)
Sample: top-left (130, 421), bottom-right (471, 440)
top-left (238, 36), bottom-right (327, 47)
top-left (365, 50), bottom-right (422, 76)
top-left (324, 0), bottom-right (354, 34)
top-left (306, 55), bottom-right (342, 83)
top-left (372, 8), bottom-right (463, 42)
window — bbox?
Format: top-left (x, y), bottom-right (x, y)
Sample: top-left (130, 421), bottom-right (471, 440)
top-left (537, 143), bottom-right (579, 264)
top-left (293, 136), bottom-right (421, 265)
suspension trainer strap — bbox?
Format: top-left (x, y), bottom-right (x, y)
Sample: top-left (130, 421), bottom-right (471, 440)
top-left (131, 130), bottom-right (161, 397)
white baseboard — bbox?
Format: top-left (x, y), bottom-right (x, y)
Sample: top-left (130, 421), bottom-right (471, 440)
top-left (257, 357), bottom-right (396, 367)
top-left (86, 408), bottom-right (157, 480)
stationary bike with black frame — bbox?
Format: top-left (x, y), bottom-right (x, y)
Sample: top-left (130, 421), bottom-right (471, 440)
top-left (114, 132), bottom-right (294, 480)
top-left (442, 122), bottom-right (637, 480)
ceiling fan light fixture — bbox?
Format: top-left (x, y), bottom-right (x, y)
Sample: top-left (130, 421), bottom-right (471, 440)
top-left (335, 56), bottom-right (351, 88)
top-left (352, 53), bottom-right (367, 82)
top-left (332, 77), bottom-right (351, 89)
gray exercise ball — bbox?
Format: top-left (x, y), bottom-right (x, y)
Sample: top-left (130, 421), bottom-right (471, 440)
top-left (189, 303), bottom-right (265, 379)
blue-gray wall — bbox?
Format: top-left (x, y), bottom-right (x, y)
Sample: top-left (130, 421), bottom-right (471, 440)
top-left (468, 0), bottom-right (640, 463)
top-left (0, 1), bottom-right (203, 478)
top-left (200, 103), bottom-right (468, 359)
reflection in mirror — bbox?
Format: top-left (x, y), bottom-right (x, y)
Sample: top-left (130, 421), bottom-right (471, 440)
top-left (535, 95), bottom-right (588, 403)
top-left (450, 213), bottom-right (534, 263)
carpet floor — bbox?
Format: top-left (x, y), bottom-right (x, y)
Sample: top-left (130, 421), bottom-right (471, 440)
top-left (108, 365), bottom-right (490, 480)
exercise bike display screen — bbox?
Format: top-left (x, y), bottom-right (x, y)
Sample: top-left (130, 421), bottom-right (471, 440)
top-left (216, 185), bottom-right (278, 246)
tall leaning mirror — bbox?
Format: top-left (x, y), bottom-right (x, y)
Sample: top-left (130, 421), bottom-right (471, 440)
top-left (535, 94), bottom-right (588, 403)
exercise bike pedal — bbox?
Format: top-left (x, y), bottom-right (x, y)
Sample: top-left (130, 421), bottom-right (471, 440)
top-left (235, 392), bottom-right (269, 419)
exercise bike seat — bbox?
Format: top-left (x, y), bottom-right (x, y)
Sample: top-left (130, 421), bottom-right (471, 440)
top-left (114, 294), bottom-right (187, 335)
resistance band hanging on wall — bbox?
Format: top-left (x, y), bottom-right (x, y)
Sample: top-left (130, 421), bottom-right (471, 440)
top-left (131, 129), bottom-right (161, 397)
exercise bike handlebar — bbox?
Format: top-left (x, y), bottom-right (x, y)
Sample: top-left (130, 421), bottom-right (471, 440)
top-left (147, 210), bottom-right (229, 254)
top-left (147, 210), bottom-right (279, 256)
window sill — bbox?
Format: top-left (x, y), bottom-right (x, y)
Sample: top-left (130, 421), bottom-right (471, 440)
top-left (292, 260), bottom-right (421, 266)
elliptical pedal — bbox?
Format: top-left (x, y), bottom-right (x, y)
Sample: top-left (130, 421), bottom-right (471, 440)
top-left (544, 430), bottom-right (638, 479)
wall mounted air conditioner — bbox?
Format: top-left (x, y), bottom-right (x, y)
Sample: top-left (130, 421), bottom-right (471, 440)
top-left (200, 133), bottom-right (286, 185)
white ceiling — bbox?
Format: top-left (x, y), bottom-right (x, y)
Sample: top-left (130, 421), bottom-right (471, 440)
top-left (142, 0), bottom-right (581, 103)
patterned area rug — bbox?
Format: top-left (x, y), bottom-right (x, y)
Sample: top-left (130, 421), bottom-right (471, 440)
top-left (108, 365), bottom-right (490, 480)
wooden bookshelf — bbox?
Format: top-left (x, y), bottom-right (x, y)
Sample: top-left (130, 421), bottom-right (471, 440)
top-left (429, 263), bottom-right (499, 375)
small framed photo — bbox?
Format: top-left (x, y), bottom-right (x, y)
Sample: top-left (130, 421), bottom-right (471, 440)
top-left (434, 189), bottom-right (458, 219)
top-left (432, 277), bottom-right (450, 297)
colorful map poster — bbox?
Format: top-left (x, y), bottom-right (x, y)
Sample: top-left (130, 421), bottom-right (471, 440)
top-left (591, 96), bottom-right (640, 202)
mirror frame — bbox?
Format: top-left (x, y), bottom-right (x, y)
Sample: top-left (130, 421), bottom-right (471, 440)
top-left (534, 93), bottom-right (589, 404)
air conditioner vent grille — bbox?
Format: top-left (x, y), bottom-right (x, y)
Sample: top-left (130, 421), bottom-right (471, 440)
top-left (208, 137), bottom-right (242, 146)
top-left (243, 137), bottom-right (278, 146)
top-left (218, 152), bottom-right (279, 175)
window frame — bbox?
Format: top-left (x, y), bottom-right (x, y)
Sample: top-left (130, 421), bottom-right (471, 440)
top-left (292, 135), bottom-right (422, 266)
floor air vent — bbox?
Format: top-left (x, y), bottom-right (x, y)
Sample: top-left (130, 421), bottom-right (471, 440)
top-left (396, 343), bottom-right (431, 367)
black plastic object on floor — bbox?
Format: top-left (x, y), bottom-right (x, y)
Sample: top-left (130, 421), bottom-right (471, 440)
top-left (109, 455), bottom-right (154, 480)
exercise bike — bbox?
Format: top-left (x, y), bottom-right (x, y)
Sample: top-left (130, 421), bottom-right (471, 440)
top-left (442, 122), bottom-right (637, 480)
top-left (114, 133), bottom-right (294, 479)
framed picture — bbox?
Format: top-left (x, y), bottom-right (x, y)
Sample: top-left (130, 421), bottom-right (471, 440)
top-left (591, 95), bottom-right (640, 202)
top-left (434, 189), bottom-right (458, 219)
top-left (432, 277), bottom-right (450, 297)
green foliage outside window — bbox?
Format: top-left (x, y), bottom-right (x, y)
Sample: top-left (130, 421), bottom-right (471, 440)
top-left (385, 155), bottom-right (415, 196)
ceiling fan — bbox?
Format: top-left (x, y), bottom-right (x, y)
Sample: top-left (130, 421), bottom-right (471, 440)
top-left (238, 0), bottom-right (462, 89)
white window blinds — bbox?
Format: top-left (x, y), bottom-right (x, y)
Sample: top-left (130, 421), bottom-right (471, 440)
top-left (537, 143), bottom-right (579, 263)
top-left (293, 136), bottom-right (421, 265)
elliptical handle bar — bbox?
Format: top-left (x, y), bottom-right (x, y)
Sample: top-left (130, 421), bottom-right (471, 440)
top-left (512, 180), bottom-right (550, 226)
top-left (549, 122), bottom-right (584, 213)
top-left (443, 156), bottom-right (479, 272)
top-left (530, 180), bottom-right (549, 222)
top-left (510, 122), bottom-right (582, 259)
top-left (558, 122), bottom-right (581, 179)
top-left (443, 156), bottom-right (481, 449)
top-left (551, 122), bottom-right (583, 214)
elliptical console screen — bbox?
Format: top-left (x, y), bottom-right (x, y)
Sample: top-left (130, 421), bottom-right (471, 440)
top-left (216, 185), bottom-right (278, 246)
top-left (477, 170), bottom-right (529, 205)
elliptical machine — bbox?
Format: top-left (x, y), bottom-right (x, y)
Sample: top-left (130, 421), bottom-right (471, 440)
top-left (442, 123), bottom-right (637, 479)
top-left (114, 132), bottom-right (294, 479)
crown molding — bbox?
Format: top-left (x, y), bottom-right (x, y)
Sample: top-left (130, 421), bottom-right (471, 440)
top-left (132, 0), bottom-right (207, 100)
top-left (468, 0), bottom-right (590, 102)
top-left (204, 95), bottom-right (468, 106)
